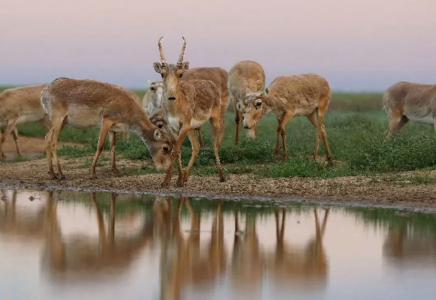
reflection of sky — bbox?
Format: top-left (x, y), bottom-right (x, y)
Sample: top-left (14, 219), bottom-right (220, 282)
top-left (1, 190), bottom-right (436, 299)
top-left (1, 0), bottom-right (436, 90)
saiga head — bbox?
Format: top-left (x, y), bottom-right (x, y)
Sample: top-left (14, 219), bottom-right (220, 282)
top-left (236, 88), bottom-right (269, 139)
top-left (144, 126), bottom-right (173, 172)
top-left (153, 37), bottom-right (190, 101)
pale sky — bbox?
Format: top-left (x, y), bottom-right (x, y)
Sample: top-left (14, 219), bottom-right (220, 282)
top-left (1, 0), bottom-right (436, 91)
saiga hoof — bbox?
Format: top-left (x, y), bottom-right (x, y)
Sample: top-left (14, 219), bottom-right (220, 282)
top-left (48, 172), bottom-right (58, 180)
top-left (176, 179), bottom-right (184, 187)
top-left (220, 177), bottom-right (226, 183)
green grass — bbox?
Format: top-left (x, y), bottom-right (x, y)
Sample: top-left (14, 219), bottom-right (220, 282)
top-left (6, 88), bottom-right (436, 180)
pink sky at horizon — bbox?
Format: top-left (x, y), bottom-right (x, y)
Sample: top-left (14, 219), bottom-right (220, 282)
top-left (1, 0), bottom-right (435, 91)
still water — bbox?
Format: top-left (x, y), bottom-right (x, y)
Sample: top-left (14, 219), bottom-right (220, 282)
top-left (1, 189), bottom-right (436, 300)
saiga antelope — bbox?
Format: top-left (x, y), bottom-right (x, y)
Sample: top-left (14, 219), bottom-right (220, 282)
top-left (153, 37), bottom-right (225, 187)
top-left (41, 78), bottom-right (173, 180)
top-left (383, 81), bottom-right (436, 138)
top-left (143, 80), bottom-right (204, 146)
top-left (182, 67), bottom-right (230, 146)
top-left (239, 74), bottom-right (333, 162)
top-left (228, 60), bottom-right (266, 144)
top-left (0, 84), bottom-right (49, 158)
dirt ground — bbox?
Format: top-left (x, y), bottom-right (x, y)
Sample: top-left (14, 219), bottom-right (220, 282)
top-left (1, 137), bottom-right (436, 210)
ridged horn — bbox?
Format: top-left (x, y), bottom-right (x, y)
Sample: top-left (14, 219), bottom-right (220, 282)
top-left (178, 37), bottom-right (186, 64)
top-left (158, 36), bottom-right (166, 63)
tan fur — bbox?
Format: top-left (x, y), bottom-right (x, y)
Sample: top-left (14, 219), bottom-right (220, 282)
top-left (118, 89), bottom-right (142, 141)
top-left (182, 67), bottom-right (230, 145)
top-left (228, 60), bottom-right (266, 143)
top-left (240, 74), bottom-right (333, 161)
top-left (383, 81), bottom-right (436, 138)
top-left (0, 84), bottom-right (49, 157)
top-left (153, 37), bottom-right (225, 187)
top-left (41, 77), bottom-right (172, 180)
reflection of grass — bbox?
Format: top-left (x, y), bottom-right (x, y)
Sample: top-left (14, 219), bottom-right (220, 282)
top-left (59, 191), bottom-right (310, 217)
top-left (349, 206), bottom-right (436, 236)
top-left (8, 88), bottom-right (436, 179)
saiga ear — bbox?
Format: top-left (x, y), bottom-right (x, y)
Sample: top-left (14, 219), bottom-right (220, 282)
top-left (181, 62), bottom-right (189, 71)
top-left (153, 62), bottom-right (162, 73)
top-left (153, 128), bottom-right (162, 141)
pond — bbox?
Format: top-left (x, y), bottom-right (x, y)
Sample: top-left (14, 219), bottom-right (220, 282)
top-left (1, 189), bottom-right (436, 299)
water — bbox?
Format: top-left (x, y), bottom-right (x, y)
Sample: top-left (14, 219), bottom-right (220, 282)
top-left (1, 189), bottom-right (436, 300)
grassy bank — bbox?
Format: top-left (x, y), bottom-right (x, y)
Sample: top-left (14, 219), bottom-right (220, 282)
top-left (4, 88), bottom-right (436, 179)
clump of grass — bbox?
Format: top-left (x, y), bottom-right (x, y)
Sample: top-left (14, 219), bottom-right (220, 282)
top-left (58, 145), bottom-right (93, 158)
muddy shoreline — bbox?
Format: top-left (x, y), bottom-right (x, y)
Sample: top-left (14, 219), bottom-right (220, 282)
top-left (2, 156), bottom-right (436, 212)
top-left (1, 179), bottom-right (436, 213)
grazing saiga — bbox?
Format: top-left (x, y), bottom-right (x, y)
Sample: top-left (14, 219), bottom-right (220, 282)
top-left (153, 37), bottom-right (225, 187)
top-left (228, 60), bottom-right (266, 144)
top-left (41, 78), bottom-right (173, 180)
top-left (239, 74), bottom-right (333, 162)
top-left (383, 81), bottom-right (436, 138)
top-left (0, 84), bottom-right (49, 158)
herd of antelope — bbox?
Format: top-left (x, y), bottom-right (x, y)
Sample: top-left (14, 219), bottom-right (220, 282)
top-left (1, 37), bottom-right (435, 187)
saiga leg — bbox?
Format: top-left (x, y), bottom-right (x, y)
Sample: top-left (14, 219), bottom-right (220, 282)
top-left (90, 118), bottom-right (114, 179)
top-left (183, 130), bottom-right (200, 184)
top-left (109, 131), bottom-right (120, 176)
top-left (196, 128), bottom-right (204, 147)
top-left (12, 127), bottom-right (22, 156)
top-left (385, 107), bottom-right (408, 138)
top-left (51, 115), bottom-right (67, 179)
top-left (210, 112), bottom-right (226, 182)
top-left (275, 112), bottom-right (294, 159)
top-left (162, 125), bottom-right (190, 188)
top-left (0, 118), bottom-right (18, 158)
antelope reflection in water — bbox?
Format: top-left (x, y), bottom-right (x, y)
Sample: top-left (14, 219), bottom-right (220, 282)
top-left (1, 191), bottom-right (332, 299)
top-left (0, 190), bottom-right (56, 243)
top-left (41, 192), bottom-right (156, 281)
top-left (268, 208), bottom-right (330, 290)
top-left (159, 198), bottom-right (227, 300)
top-left (383, 222), bottom-right (436, 267)
top-left (230, 212), bottom-right (265, 297)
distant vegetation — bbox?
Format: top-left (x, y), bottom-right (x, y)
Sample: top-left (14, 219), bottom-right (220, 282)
top-left (4, 86), bottom-right (436, 179)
